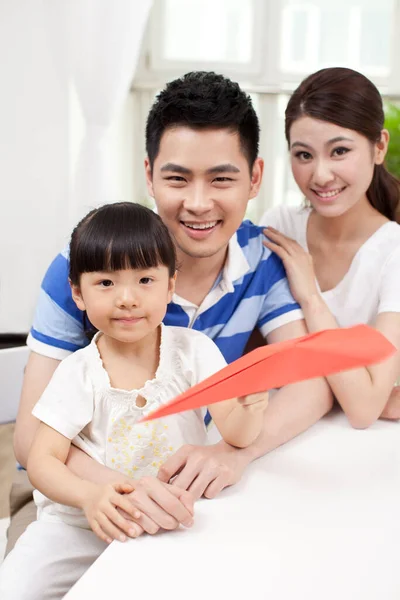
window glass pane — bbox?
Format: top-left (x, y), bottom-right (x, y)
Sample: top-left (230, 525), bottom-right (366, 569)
top-left (162, 0), bottom-right (253, 63)
top-left (360, 9), bottom-right (391, 71)
top-left (319, 9), bottom-right (349, 66)
top-left (280, 0), bottom-right (394, 76)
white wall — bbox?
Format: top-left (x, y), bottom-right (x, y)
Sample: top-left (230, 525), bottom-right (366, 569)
top-left (0, 1), bottom-right (69, 333)
top-left (0, 1), bottom-right (134, 334)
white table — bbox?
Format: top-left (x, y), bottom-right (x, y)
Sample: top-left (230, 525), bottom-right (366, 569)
top-left (66, 411), bottom-right (400, 600)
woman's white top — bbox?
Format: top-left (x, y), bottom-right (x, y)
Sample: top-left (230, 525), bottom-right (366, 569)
top-left (32, 324), bottom-right (227, 527)
top-left (260, 205), bottom-right (400, 327)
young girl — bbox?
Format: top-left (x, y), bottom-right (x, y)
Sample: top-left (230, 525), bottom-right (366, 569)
top-left (261, 67), bottom-right (400, 428)
top-left (0, 202), bottom-right (268, 599)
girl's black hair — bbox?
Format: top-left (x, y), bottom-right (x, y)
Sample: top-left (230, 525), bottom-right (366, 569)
top-left (69, 202), bottom-right (177, 339)
top-left (69, 202), bottom-right (176, 286)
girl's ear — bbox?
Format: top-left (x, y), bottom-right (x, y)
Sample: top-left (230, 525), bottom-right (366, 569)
top-left (69, 280), bottom-right (86, 311)
top-left (167, 271), bottom-right (177, 302)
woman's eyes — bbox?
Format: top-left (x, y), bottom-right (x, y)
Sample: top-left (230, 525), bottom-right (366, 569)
top-left (294, 147), bottom-right (350, 161)
top-left (332, 146), bottom-right (350, 157)
top-left (294, 151), bottom-right (312, 161)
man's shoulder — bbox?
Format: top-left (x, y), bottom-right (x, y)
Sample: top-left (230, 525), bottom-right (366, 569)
top-left (28, 246), bottom-right (86, 359)
top-left (42, 248), bottom-right (70, 292)
top-left (40, 247), bottom-right (81, 318)
top-left (235, 220), bottom-right (278, 270)
top-left (236, 219), bottom-right (264, 245)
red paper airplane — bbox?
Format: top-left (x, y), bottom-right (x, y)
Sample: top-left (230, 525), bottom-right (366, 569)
top-left (142, 325), bottom-right (396, 422)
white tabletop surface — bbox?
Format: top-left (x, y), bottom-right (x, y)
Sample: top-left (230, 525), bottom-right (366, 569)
top-left (66, 411), bottom-right (400, 600)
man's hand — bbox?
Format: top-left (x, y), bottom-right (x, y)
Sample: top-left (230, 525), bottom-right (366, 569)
top-left (81, 481), bottom-right (142, 544)
top-left (121, 477), bottom-right (194, 537)
top-left (157, 442), bottom-right (251, 499)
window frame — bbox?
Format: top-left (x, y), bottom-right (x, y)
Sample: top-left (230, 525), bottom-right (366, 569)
top-left (143, 0), bottom-right (270, 80)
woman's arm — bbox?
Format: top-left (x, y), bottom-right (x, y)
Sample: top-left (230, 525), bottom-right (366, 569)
top-left (264, 228), bottom-right (400, 428)
top-left (301, 299), bottom-right (400, 428)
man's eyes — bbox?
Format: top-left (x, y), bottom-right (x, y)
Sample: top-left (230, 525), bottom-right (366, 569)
top-left (163, 176), bottom-right (235, 183)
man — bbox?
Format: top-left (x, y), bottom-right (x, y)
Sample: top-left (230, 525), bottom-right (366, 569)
top-left (9, 72), bottom-right (332, 550)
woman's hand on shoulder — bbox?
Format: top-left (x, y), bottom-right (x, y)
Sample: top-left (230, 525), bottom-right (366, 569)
top-left (263, 226), bottom-right (319, 306)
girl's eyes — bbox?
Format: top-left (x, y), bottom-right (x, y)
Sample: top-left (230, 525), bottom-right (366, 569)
top-left (96, 276), bottom-right (154, 286)
top-left (99, 279), bottom-right (113, 287)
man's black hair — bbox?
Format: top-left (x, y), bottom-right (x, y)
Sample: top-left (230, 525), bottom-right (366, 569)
top-left (146, 71), bottom-right (260, 171)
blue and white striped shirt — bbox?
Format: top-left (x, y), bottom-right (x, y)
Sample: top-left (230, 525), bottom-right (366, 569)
top-left (28, 221), bottom-right (303, 365)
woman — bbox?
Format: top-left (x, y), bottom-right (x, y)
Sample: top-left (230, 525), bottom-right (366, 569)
top-left (261, 67), bottom-right (400, 429)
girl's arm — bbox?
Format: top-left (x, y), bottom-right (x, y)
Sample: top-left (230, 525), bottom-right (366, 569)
top-left (192, 334), bottom-right (269, 448)
top-left (66, 445), bottom-right (131, 484)
top-left (264, 228), bottom-right (400, 429)
top-left (27, 422), bottom-right (140, 543)
top-left (208, 392), bottom-right (269, 448)
top-left (18, 353), bottom-right (195, 538)
top-left (14, 351), bottom-right (127, 486)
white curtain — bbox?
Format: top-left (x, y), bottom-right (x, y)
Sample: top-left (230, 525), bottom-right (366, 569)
top-left (67, 0), bottom-right (153, 224)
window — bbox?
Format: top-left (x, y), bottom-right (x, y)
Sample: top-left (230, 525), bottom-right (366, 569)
top-left (131, 0), bottom-right (400, 220)
top-left (147, 0), bottom-right (265, 77)
top-left (280, 0), bottom-right (395, 82)
top-left (161, 0), bottom-right (253, 64)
